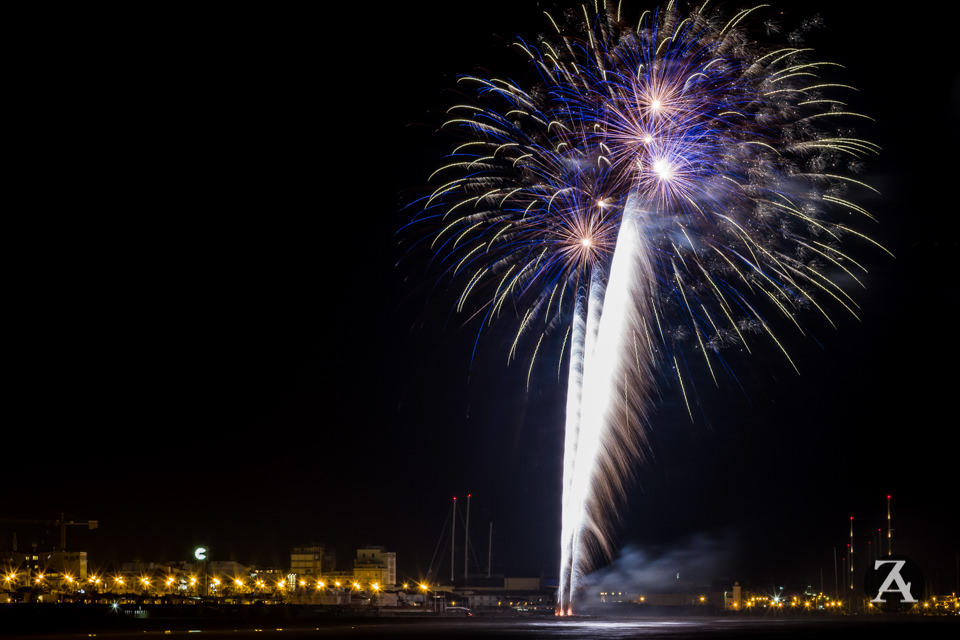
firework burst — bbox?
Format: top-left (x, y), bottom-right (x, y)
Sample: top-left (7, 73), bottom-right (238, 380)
top-left (403, 0), bottom-right (885, 613)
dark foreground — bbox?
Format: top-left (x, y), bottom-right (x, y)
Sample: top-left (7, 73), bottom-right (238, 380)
top-left (1, 606), bottom-right (957, 639)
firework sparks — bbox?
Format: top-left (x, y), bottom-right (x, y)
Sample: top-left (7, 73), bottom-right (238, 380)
top-left (403, 0), bottom-right (884, 614)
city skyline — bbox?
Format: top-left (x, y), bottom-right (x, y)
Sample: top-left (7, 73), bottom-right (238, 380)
top-left (4, 0), bottom-right (957, 597)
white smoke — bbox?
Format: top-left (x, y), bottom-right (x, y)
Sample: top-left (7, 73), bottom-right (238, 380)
top-left (574, 531), bottom-right (740, 610)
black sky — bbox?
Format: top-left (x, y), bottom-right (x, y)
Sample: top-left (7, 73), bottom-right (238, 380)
top-left (5, 1), bottom-right (958, 591)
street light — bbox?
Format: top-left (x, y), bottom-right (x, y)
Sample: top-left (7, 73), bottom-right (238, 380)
top-left (419, 583), bottom-right (433, 612)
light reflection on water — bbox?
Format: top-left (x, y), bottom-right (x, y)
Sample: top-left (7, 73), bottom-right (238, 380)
top-left (527, 619), bottom-right (707, 637)
top-left (23, 616), bottom-right (957, 639)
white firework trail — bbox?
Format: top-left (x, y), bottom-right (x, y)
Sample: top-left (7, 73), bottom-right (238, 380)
top-left (560, 192), bottom-right (658, 613)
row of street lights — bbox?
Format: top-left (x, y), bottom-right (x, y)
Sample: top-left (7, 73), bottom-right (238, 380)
top-left (3, 568), bottom-right (413, 600)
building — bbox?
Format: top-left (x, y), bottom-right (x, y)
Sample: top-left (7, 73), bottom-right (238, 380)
top-left (290, 544), bottom-right (335, 580)
top-left (434, 575), bottom-right (553, 612)
top-left (724, 581), bottom-right (742, 610)
top-left (353, 546), bottom-right (396, 587)
top-left (41, 550), bottom-right (88, 581)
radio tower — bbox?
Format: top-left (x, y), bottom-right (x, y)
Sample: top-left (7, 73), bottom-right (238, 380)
top-left (451, 496), bottom-right (457, 583)
top-left (886, 495), bottom-right (893, 556)
top-left (849, 516), bottom-right (854, 591)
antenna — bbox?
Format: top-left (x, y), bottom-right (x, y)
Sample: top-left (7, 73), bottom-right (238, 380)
top-left (886, 495), bottom-right (893, 556)
top-left (464, 494), bottom-right (471, 582)
top-left (487, 521), bottom-right (493, 579)
top-left (451, 497), bottom-right (456, 583)
top-left (849, 516), bottom-right (854, 591)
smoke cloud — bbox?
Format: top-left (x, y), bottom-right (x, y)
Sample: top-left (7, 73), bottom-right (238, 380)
top-left (575, 531), bottom-right (740, 610)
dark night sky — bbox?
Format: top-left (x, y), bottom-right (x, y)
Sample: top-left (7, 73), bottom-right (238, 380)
top-left (5, 1), bottom-right (958, 592)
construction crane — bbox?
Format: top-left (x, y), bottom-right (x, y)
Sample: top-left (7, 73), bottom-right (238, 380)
top-left (0, 513), bottom-right (98, 550)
